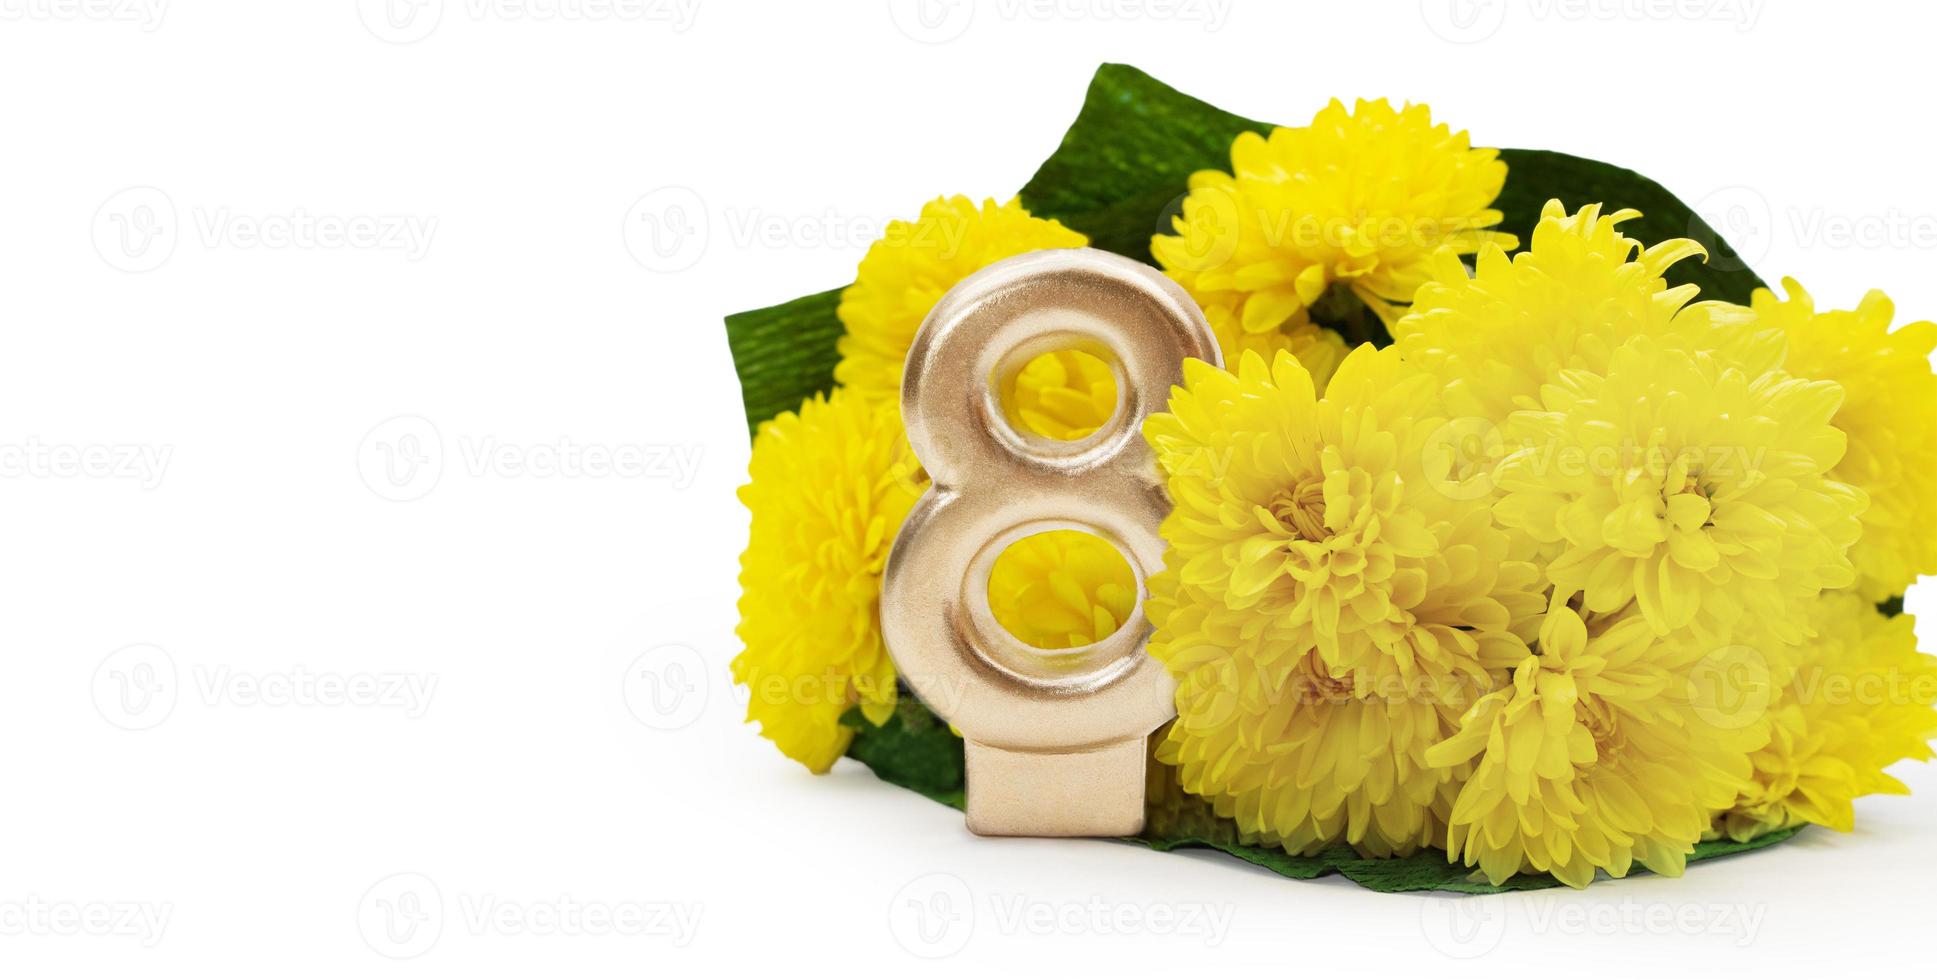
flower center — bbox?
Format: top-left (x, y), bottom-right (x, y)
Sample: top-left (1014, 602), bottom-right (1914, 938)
top-left (1271, 478), bottom-right (1329, 541)
top-left (1578, 702), bottom-right (1627, 770)
top-left (1673, 470), bottom-right (1716, 506)
top-left (1294, 659), bottom-right (1357, 704)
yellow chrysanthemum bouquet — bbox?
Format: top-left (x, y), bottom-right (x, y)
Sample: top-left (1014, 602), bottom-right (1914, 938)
top-left (723, 65), bottom-right (1937, 891)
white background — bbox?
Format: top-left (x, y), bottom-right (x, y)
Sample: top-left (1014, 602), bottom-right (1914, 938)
top-left (3, 0), bottom-right (1934, 975)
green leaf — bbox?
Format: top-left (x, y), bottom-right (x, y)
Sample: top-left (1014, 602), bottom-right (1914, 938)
top-left (840, 701), bottom-right (965, 810)
top-left (723, 287), bottom-right (844, 439)
top-left (1139, 826), bottom-right (1802, 894)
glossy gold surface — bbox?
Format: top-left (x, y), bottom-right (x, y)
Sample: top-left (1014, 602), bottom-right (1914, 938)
top-left (880, 248), bottom-right (1220, 837)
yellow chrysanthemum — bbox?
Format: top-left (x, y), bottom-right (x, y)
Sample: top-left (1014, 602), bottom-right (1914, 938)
top-left (1494, 337), bottom-right (1866, 644)
top-left (1717, 592), bottom-right (1937, 841)
top-left (834, 195), bottom-right (1099, 432)
top-left (733, 388), bottom-right (923, 772)
top-left (1395, 200), bottom-right (1785, 424)
top-left (1008, 350), bottom-right (1119, 442)
top-left (988, 530), bottom-right (1137, 650)
top-left (1144, 346), bottom-right (1544, 856)
top-left (1151, 98), bottom-right (1515, 344)
top-left (1749, 278), bottom-right (1937, 601)
top-left (1428, 604), bottom-right (1765, 887)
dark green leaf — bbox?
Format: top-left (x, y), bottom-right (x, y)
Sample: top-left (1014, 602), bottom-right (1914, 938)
top-left (840, 701), bottom-right (965, 810)
top-left (723, 287), bottom-right (844, 439)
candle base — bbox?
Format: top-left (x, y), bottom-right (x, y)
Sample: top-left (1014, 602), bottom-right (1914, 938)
top-left (964, 737), bottom-right (1148, 837)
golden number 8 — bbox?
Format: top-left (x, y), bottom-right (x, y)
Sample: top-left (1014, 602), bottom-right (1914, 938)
top-left (880, 248), bottom-right (1221, 837)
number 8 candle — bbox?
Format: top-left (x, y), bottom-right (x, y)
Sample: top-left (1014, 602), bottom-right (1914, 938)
top-left (880, 248), bottom-right (1222, 837)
